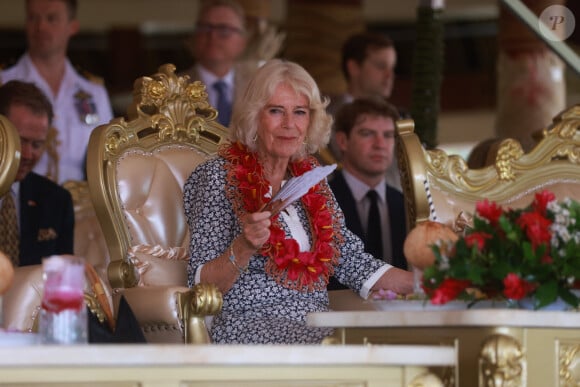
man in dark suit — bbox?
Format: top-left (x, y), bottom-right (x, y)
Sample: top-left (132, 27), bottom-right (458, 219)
top-left (0, 80), bottom-right (74, 266)
top-left (328, 97), bottom-right (408, 290)
top-left (321, 32), bottom-right (406, 192)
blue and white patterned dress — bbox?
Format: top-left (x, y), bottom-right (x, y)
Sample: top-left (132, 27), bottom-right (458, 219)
top-left (184, 156), bottom-right (387, 344)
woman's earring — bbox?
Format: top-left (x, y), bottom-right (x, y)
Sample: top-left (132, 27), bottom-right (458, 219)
top-left (252, 134), bottom-right (258, 143)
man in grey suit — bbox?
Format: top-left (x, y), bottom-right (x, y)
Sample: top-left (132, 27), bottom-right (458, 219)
top-left (181, 0), bottom-right (250, 127)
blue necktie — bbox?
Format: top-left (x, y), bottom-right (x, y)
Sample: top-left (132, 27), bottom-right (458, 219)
top-left (213, 80), bottom-right (232, 127)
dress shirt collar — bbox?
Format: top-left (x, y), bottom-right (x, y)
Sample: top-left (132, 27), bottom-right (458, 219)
top-left (342, 169), bottom-right (387, 204)
top-left (195, 64), bottom-right (235, 108)
top-left (195, 63), bottom-right (235, 90)
top-left (21, 52), bottom-right (76, 102)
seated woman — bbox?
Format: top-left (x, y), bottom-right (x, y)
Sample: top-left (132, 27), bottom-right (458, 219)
top-left (184, 59), bottom-right (413, 344)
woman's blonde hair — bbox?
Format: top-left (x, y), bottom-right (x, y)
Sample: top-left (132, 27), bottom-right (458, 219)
top-left (230, 59), bottom-right (332, 159)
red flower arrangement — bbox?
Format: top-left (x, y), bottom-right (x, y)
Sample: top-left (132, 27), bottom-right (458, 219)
top-left (222, 142), bottom-right (341, 291)
top-left (422, 190), bottom-right (580, 309)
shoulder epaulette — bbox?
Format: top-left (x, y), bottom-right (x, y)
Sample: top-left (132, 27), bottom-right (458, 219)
top-left (76, 66), bottom-right (105, 86)
top-left (0, 57), bottom-right (17, 72)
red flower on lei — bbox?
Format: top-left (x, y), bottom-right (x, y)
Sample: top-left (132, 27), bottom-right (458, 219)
top-left (221, 142), bottom-right (341, 291)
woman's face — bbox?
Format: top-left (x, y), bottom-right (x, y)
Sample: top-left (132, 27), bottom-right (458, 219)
top-left (257, 83), bottom-right (310, 161)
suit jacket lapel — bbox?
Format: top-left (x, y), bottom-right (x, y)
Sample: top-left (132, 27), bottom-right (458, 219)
top-left (330, 171), bottom-right (364, 239)
top-left (18, 175), bottom-right (39, 237)
top-left (386, 185), bottom-right (407, 270)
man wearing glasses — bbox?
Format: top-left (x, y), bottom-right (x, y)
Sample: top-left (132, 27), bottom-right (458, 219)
top-left (182, 0), bottom-right (249, 127)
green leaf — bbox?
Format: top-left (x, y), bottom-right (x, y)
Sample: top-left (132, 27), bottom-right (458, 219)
top-left (558, 288), bottom-right (580, 308)
top-left (534, 281), bottom-right (558, 308)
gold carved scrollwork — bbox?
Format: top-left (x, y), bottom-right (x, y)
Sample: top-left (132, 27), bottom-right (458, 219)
top-left (107, 259), bottom-right (139, 289)
top-left (140, 79), bottom-right (168, 107)
top-left (103, 124), bottom-right (132, 155)
top-left (104, 64), bottom-right (221, 157)
top-left (408, 371), bottom-right (446, 387)
top-left (549, 118), bottom-right (580, 164)
top-left (179, 284), bottom-right (223, 344)
top-left (495, 139), bottom-right (524, 181)
top-left (426, 149), bottom-right (449, 176)
top-left (191, 283), bottom-right (223, 316)
top-left (84, 293), bottom-right (106, 325)
top-left (479, 333), bottom-right (525, 387)
top-left (427, 150), bottom-right (470, 184)
top-left (559, 343), bottom-right (580, 386)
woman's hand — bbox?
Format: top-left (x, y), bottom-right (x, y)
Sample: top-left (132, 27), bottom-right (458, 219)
top-left (240, 211), bottom-right (272, 250)
top-left (374, 267), bottom-right (415, 295)
top-left (200, 210), bottom-right (272, 293)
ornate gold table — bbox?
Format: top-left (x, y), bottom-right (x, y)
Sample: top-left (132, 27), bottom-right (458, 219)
top-left (307, 290), bottom-right (580, 387)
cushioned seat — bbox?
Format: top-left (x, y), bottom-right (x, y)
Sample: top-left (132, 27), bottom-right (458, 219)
top-left (86, 64), bottom-right (227, 343)
top-left (396, 104), bottom-right (580, 230)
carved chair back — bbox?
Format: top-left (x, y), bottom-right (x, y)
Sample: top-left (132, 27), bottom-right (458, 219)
top-left (396, 105), bottom-right (580, 230)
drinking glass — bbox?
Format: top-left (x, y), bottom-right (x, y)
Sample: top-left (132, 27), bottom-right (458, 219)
top-left (38, 255), bottom-right (87, 344)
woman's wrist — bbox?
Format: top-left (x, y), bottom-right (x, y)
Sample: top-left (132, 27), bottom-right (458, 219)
top-left (228, 238), bottom-right (249, 274)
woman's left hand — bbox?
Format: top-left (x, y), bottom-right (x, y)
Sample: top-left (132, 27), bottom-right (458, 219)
top-left (239, 211), bottom-right (272, 251)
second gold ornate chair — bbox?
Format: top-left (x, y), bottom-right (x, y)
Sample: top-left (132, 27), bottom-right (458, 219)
top-left (0, 114), bottom-right (21, 197)
top-left (87, 64), bottom-right (227, 343)
top-left (396, 104), bottom-right (580, 230)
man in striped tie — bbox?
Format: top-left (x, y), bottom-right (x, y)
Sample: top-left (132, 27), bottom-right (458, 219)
top-left (0, 80), bottom-right (74, 266)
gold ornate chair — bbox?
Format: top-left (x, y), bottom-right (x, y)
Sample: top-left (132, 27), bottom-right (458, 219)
top-left (0, 114), bottom-right (20, 197)
top-left (86, 64), bottom-right (227, 344)
top-left (396, 104), bottom-right (580, 230)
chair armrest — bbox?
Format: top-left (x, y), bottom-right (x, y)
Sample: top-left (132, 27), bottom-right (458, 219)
top-left (2, 265), bottom-right (43, 332)
top-left (117, 283), bottom-right (222, 344)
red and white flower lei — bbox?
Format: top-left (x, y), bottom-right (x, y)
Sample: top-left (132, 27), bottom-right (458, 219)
top-left (221, 142), bottom-right (342, 291)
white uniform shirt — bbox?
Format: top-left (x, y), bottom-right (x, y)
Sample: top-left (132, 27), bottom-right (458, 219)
top-left (1, 53), bottom-right (113, 183)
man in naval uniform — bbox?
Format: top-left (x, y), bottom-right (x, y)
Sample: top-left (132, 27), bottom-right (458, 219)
top-left (1, 0), bottom-right (113, 184)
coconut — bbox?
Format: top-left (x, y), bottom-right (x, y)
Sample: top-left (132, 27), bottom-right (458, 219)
top-left (404, 221), bottom-right (458, 269)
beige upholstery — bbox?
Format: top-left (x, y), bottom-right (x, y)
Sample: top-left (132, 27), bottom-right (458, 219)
top-left (2, 265), bottom-right (42, 332)
top-left (396, 104), bottom-right (580, 230)
top-left (0, 114), bottom-right (20, 197)
top-left (86, 64), bottom-right (227, 343)
top-left (63, 180), bottom-right (110, 281)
